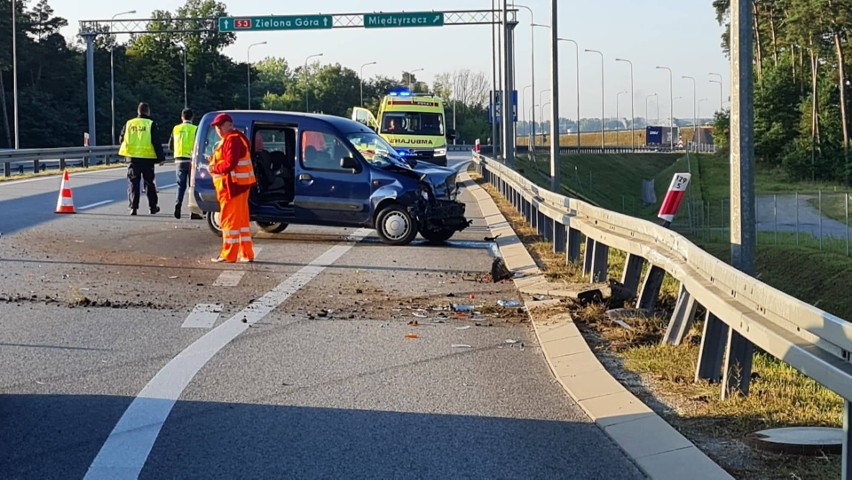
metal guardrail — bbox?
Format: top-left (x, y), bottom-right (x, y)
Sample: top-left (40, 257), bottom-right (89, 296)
top-left (0, 146), bottom-right (121, 177)
top-left (472, 153), bottom-right (852, 477)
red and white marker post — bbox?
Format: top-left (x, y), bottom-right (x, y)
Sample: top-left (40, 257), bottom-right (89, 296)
top-left (657, 173), bottom-right (691, 227)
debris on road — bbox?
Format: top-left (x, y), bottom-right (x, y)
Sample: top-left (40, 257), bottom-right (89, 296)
top-left (452, 304), bottom-right (476, 312)
top-left (452, 344), bottom-right (472, 349)
top-left (407, 320), bottom-right (419, 327)
top-left (497, 299), bottom-right (521, 308)
top-left (404, 333), bottom-right (420, 340)
top-left (456, 325), bottom-right (471, 330)
top-left (491, 257), bottom-right (513, 282)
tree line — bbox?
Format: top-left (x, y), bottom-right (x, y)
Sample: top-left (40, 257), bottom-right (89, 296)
top-left (0, 0), bottom-right (491, 149)
top-left (712, 0), bottom-right (852, 184)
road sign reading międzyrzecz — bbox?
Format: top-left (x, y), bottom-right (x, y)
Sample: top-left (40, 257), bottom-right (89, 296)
top-left (218, 15), bottom-right (332, 32)
top-left (364, 12), bottom-right (444, 28)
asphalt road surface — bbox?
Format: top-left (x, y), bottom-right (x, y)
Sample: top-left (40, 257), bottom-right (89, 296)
top-left (0, 154), bottom-right (644, 479)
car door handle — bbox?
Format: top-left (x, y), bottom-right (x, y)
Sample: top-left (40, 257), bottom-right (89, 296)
top-left (299, 173), bottom-right (313, 183)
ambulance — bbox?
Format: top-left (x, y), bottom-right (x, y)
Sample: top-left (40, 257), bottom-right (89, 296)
top-left (352, 89), bottom-right (454, 166)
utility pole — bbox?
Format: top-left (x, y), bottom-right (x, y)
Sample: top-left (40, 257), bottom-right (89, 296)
top-left (12, 0), bottom-right (19, 148)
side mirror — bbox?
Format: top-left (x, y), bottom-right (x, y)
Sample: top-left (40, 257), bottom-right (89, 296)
top-left (340, 156), bottom-right (359, 172)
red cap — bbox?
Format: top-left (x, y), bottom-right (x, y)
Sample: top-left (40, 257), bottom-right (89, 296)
top-left (211, 113), bottom-right (233, 127)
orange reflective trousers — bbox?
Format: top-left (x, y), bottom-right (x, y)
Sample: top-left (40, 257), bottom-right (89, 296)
top-left (214, 177), bottom-right (253, 262)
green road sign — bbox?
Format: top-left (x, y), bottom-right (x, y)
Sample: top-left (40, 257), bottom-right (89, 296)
top-left (218, 15), bottom-right (332, 32)
top-left (364, 12), bottom-right (444, 29)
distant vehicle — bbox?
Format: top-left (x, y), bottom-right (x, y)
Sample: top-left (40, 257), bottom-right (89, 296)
top-left (645, 126), bottom-right (679, 148)
top-left (352, 88), bottom-right (455, 166)
top-left (188, 111), bottom-right (470, 245)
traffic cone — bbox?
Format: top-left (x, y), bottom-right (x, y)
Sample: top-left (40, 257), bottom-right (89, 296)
top-left (55, 169), bottom-right (76, 214)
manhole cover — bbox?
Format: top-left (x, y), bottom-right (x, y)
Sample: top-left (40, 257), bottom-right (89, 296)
top-left (744, 427), bottom-right (843, 455)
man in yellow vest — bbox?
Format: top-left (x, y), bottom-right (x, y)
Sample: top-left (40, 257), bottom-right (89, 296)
top-left (168, 108), bottom-right (197, 219)
top-left (205, 113), bottom-right (256, 263)
top-left (118, 102), bottom-right (166, 215)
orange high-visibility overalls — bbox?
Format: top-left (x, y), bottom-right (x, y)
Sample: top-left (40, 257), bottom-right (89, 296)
top-left (211, 131), bottom-right (256, 262)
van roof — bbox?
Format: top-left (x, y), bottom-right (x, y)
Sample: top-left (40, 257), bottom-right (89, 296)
top-left (201, 110), bottom-right (373, 134)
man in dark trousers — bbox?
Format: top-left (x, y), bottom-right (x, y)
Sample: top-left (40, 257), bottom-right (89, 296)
top-left (168, 108), bottom-right (197, 219)
top-left (119, 102), bottom-right (165, 215)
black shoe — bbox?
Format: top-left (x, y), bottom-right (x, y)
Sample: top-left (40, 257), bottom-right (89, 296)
top-left (174, 204), bottom-right (181, 219)
top-left (150, 206), bottom-right (160, 215)
top-left (130, 209), bottom-right (137, 216)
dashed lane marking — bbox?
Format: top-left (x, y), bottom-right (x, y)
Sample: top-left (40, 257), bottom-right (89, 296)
top-left (180, 304), bottom-right (223, 329)
top-left (84, 228), bottom-right (371, 480)
top-left (211, 271), bottom-right (245, 287)
top-left (78, 200), bottom-right (114, 211)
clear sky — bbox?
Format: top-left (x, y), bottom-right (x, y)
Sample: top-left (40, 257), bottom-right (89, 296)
top-left (53, 0), bottom-right (730, 121)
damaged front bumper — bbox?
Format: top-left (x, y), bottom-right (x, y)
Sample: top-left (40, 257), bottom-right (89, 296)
top-left (417, 199), bottom-right (471, 232)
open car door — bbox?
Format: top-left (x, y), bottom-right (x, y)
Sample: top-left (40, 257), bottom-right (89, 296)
top-left (351, 107), bottom-right (379, 131)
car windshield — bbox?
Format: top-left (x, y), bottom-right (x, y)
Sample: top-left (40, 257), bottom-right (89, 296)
top-left (380, 112), bottom-right (444, 136)
top-left (347, 132), bottom-right (412, 168)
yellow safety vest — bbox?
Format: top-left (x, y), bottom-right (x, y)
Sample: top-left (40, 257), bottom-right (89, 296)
top-left (118, 118), bottom-right (157, 159)
top-left (172, 122), bottom-right (197, 159)
top-left (211, 132), bottom-right (256, 187)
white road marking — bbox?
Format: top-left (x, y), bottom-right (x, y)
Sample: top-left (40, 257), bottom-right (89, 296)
top-left (78, 200), bottom-right (114, 211)
top-left (253, 246), bottom-right (263, 257)
top-left (158, 183), bottom-right (177, 189)
top-left (84, 228), bottom-right (371, 480)
top-left (212, 270), bottom-right (245, 287)
top-left (180, 304), bottom-right (223, 329)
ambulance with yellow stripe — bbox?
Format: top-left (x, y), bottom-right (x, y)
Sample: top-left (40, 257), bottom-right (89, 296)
top-left (352, 89), bottom-right (454, 166)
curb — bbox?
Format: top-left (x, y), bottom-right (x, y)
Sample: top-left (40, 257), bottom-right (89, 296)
top-left (460, 171), bottom-right (734, 480)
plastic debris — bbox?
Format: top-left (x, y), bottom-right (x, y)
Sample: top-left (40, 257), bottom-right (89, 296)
top-left (505, 339), bottom-right (519, 344)
top-left (456, 326), bottom-right (472, 330)
top-left (497, 299), bottom-right (521, 308)
top-left (405, 333), bottom-right (420, 339)
top-left (168, 276), bottom-right (178, 279)
top-left (452, 304), bottom-right (475, 312)
top-left (452, 344), bottom-right (473, 348)
top-left (407, 320), bottom-right (419, 327)
top-left (412, 312), bottom-right (428, 318)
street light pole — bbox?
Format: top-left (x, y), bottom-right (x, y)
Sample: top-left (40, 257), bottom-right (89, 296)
top-left (110, 10), bottom-right (136, 146)
top-left (586, 49), bottom-right (605, 149)
top-left (12, 0), bottom-right (19, 148)
top-left (183, 46), bottom-right (188, 108)
top-left (517, 5), bottom-right (536, 151)
top-left (683, 75), bottom-right (697, 151)
top-left (531, 21), bottom-right (550, 150)
top-left (408, 67), bottom-right (424, 91)
top-left (709, 72), bottom-right (723, 112)
top-left (656, 66), bottom-right (674, 150)
top-left (359, 61), bottom-right (377, 107)
top-left (247, 41), bottom-right (267, 109)
top-left (303, 52), bottom-right (323, 112)
top-left (616, 91), bottom-right (628, 147)
top-left (615, 58), bottom-right (635, 150)
top-left (558, 38), bottom-right (580, 149)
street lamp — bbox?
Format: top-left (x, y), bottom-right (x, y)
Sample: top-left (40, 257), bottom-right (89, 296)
top-left (709, 72), bottom-right (723, 112)
top-left (616, 91), bottom-right (628, 147)
top-left (360, 61), bottom-right (377, 107)
top-left (656, 66), bottom-right (674, 150)
top-left (12, 0), bottom-right (19, 148)
top-left (303, 52), bottom-right (323, 112)
top-left (408, 67), bottom-right (424, 91)
top-left (585, 49), bottom-right (605, 148)
top-left (682, 75), bottom-right (697, 151)
top-left (615, 58), bottom-right (635, 150)
top-left (110, 10), bottom-right (136, 145)
top-left (646, 93), bottom-right (658, 126)
top-left (246, 41), bottom-right (267, 109)
top-left (558, 38), bottom-right (580, 149)
top-left (530, 21), bottom-right (550, 151)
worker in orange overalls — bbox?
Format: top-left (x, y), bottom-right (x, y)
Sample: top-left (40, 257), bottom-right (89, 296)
top-left (205, 113), bottom-right (256, 263)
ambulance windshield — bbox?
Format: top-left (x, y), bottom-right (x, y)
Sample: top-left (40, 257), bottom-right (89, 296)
top-left (347, 132), bottom-right (414, 169)
top-left (381, 112), bottom-right (444, 136)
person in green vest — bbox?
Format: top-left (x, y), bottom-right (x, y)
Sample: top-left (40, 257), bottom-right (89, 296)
top-left (118, 102), bottom-right (166, 215)
top-left (168, 108), bottom-right (197, 219)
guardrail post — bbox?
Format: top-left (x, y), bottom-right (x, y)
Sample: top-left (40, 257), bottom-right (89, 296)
top-left (637, 265), bottom-right (666, 311)
top-left (844, 400), bottom-right (850, 480)
top-left (583, 237), bottom-right (595, 278)
top-left (591, 242), bottom-right (609, 283)
top-left (59, 158), bottom-right (66, 171)
top-left (3, 162), bottom-right (9, 177)
top-left (722, 328), bottom-right (754, 399)
top-left (662, 284), bottom-right (698, 345)
top-left (33, 160), bottom-right (40, 173)
top-left (620, 253), bottom-right (646, 296)
top-left (566, 227), bottom-right (581, 263)
top-left (695, 311), bottom-right (728, 383)
top-left (531, 205), bottom-right (538, 230)
top-left (553, 220), bottom-right (566, 253)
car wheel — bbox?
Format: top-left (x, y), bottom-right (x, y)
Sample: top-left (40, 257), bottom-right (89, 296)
top-left (256, 221), bottom-right (288, 234)
top-left (376, 205), bottom-right (418, 245)
top-left (206, 211), bottom-right (222, 237)
top-left (419, 227), bottom-right (455, 243)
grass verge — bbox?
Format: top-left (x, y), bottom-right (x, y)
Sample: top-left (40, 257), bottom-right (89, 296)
top-left (473, 171), bottom-right (845, 480)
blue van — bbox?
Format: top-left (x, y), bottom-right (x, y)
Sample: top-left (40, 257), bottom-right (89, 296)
top-left (188, 111), bottom-right (470, 245)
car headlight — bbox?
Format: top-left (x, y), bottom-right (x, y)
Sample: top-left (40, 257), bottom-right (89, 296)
top-left (434, 147), bottom-right (447, 157)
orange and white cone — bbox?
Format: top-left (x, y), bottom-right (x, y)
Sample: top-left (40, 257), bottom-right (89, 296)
top-left (55, 169), bottom-right (76, 214)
